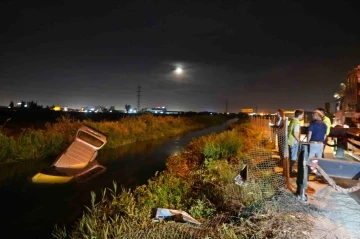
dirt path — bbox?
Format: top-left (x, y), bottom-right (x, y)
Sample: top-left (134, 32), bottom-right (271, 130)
top-left (307, 178), bottom-right (360, 239)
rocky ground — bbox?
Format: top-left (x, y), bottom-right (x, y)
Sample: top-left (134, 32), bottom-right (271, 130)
top-left (306, 177), bottom-right (360, 239)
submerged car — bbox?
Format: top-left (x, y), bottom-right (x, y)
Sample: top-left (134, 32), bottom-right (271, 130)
top-left (32, 126), bottom-right (107, 184)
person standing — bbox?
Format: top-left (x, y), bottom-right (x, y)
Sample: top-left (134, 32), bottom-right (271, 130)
top-left (288, 109), bottom-right (304, 174)
top-left (270, 109), bottom-right (286, 162)
top-left (318, 107), bottom-right (331, 157)
top-left (307, 110), bottom-right (327, 174)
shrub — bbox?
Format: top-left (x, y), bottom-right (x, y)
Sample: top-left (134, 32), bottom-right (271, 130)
top-left (188, 198), bottom-right (216, 220)
top-left (0, 132), bottom-right (16, 162)
top-left (135, 172), bottom-right (192, 210)
top-left (15, 129), bottom-right (46, 160)
top-left (202, 130), bottom-right (242, 161)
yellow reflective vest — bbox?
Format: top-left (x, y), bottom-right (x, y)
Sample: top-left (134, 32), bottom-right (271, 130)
top-left (287, 118), bottom-right (300, 147)
top-left (323, 116), bottom-right (331, 136)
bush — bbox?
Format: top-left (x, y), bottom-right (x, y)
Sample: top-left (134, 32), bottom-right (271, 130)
top-left (188, 198), bottom-right (216, 220)
top-left (203, 130), bottom-right (242, 161)
top-left (135, 172), bottom-right (192, 210)
top-left (0, 132), bottom-right (16, 162)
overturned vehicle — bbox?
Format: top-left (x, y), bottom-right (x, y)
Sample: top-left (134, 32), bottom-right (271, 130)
top-left (32, 126), bottom-right (107, 184)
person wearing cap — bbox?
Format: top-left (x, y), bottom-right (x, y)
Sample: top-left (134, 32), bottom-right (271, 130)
top-left (307, 110), bottom-right (327, 160)
top-left (317, 107), bottom-right (332, 157)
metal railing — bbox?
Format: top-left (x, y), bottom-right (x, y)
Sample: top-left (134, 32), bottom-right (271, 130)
top-left (249, 116), bottom-right (360, 203)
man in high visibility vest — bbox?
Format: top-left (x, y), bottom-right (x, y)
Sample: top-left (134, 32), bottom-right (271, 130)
top-left (318, 107), bottom-right (332, 157)
top-left (288, 109), bottom-right (304, 174)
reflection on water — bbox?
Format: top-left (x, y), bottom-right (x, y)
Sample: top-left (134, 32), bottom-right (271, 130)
top-left (0, 160), bottom-right (52, 186)
top-left (98, 135), bottom-right (171, 163)
top-left (0, 138), bottom-right (173, 239)
top-left (0, 119), bottom-right (238, 239)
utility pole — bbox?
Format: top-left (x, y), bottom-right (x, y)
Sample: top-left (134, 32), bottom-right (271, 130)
top-left (137, 85), bottom-right (141, 111)
top-left (225, 99), bottom-right (228, 113)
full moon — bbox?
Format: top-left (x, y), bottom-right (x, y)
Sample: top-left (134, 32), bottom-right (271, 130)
top-left (175, 67), bottom-right (183, 74)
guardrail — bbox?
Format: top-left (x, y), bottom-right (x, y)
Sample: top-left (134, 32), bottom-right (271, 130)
top-left (295, 143), bottom-right (360, 202)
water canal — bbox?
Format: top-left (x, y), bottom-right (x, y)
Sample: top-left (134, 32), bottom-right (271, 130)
top-left (0, 118), bottom-right (238, 239)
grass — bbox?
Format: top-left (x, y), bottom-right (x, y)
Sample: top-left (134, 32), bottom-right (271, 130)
top-left (52, 120), bottom-right (314, 239)
top-left (0, 114), bottom-right (230, 163)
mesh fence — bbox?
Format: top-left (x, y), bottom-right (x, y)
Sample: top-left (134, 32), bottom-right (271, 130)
top-left (247, 116), bottom-right (291, 195)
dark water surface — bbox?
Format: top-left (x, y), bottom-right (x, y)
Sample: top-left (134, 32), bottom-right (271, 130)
top-left (0, 119), bottom-right (238, 239)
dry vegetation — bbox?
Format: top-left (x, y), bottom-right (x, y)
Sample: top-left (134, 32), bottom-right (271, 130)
top-left (53, 121), bottom-right (317, 239)
top-left (0, 114), bottom-right (229, 163)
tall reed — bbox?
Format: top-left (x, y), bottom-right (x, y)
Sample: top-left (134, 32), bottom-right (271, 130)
top-left (0, 114), bottom-right (229, 163)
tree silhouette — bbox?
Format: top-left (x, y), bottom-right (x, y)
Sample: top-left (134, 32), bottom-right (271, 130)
top-left (9, 101), bottom-right (14, 109)
top-left (20, 101), bottom-right (26, 108)
top-left (28, 100), bottom-right (41, 109)
top-left (125, 104), bottom-right (131, 113)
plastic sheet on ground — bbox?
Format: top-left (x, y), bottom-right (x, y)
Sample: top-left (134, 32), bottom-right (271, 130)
top-left (154, 208), bottom-right (201, 225)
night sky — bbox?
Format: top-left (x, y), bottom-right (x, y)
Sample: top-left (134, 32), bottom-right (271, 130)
top-left (1, 0), bottom-right (359, 113)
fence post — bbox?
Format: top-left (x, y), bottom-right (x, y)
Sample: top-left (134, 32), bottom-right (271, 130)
top-left (282, 117), bottom-right (289, 177)
top-left (296, 143), bottom-right (309, 201)
top-left (335, 137), bottom-right (346, 159)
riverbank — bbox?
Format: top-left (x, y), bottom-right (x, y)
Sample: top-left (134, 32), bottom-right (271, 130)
top-left (0, 114), bottom-right (236, 163)
top-left (0, 117), bottom-right (240, 239)
top-left (53, 119), bottom-right (360, 239)
top-left (52, 121), bottom-right (317, 238)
